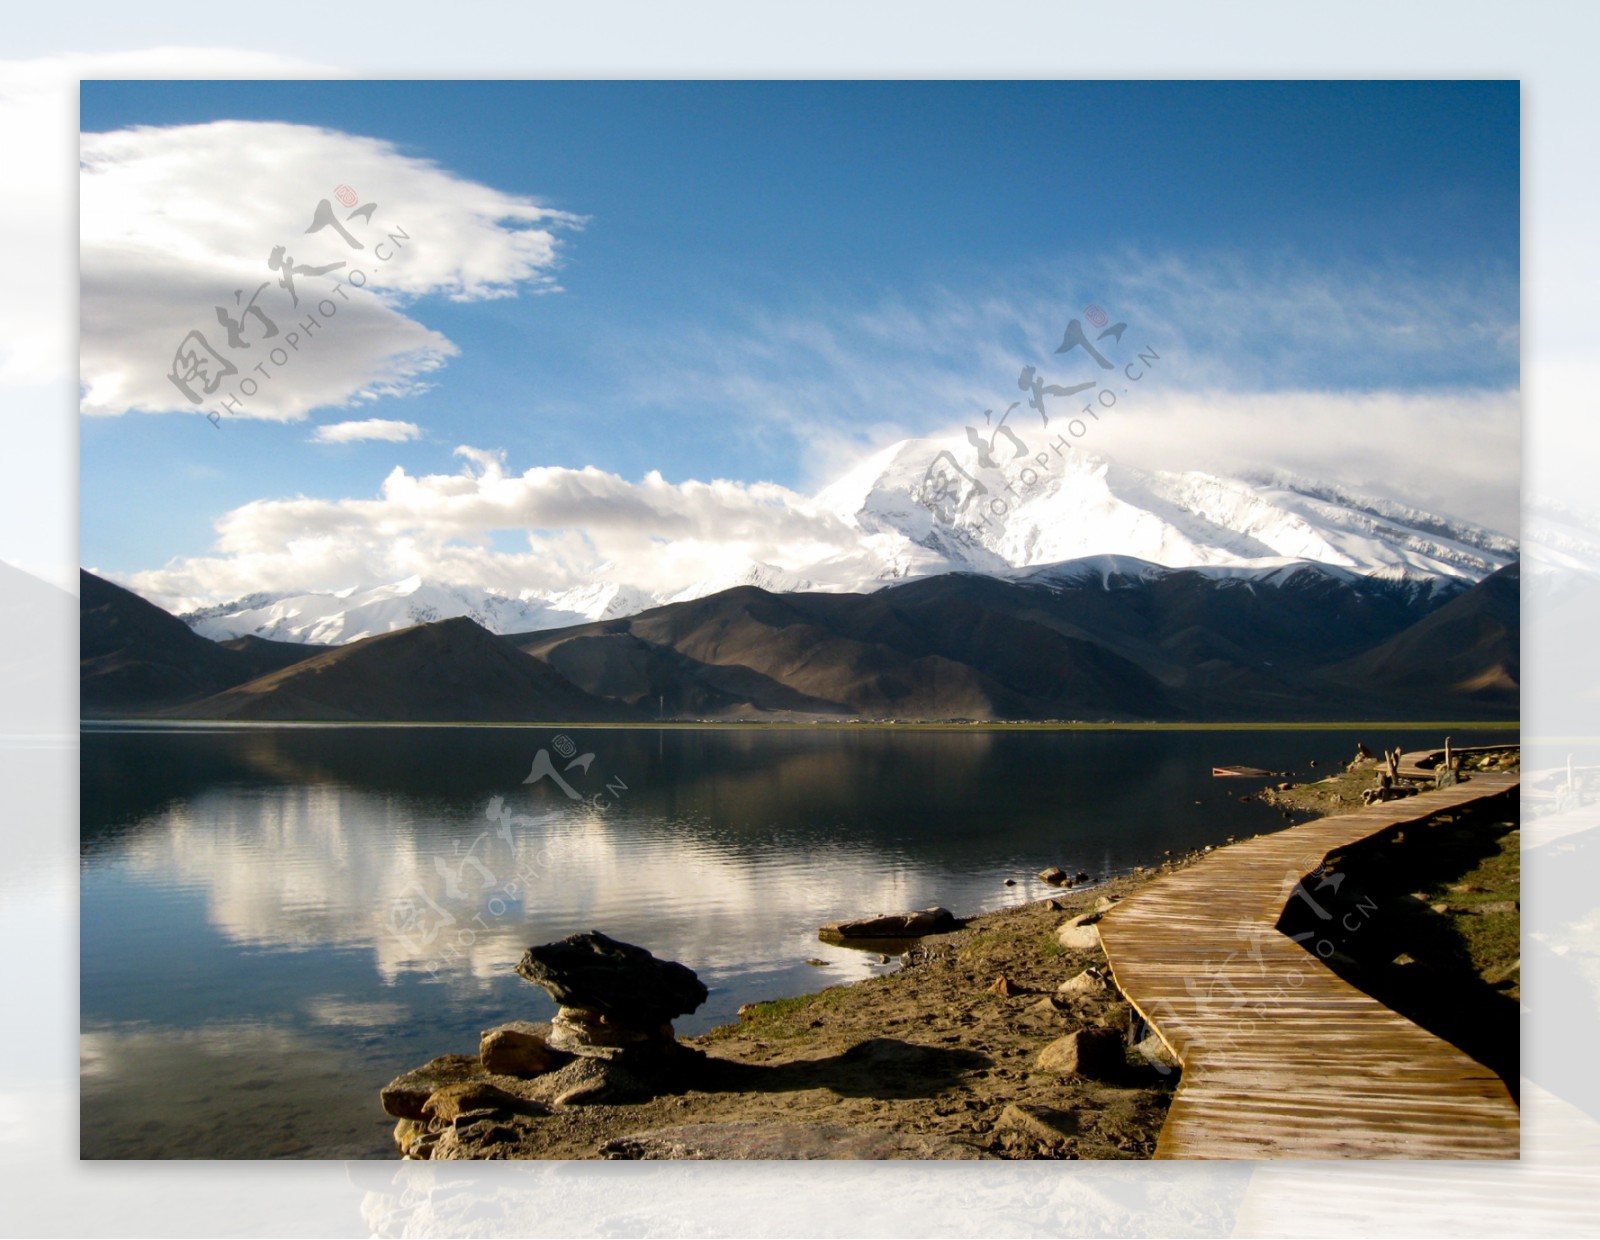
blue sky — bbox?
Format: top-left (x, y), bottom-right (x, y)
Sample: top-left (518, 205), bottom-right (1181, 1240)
top-left (78, 80), bottom-right (1520, 601)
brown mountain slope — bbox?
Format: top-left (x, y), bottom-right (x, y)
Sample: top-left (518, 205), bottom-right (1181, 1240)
top-left (516, 584), bottom-right (1172, 720)
top-left (510, 563), bottom-right (1517, 722)
top-left (80, 570), bottom-right (322, 715)
top-left (1319, 563), bottom-right (1519, 709)
top-left (174, 615), bottom-right (637, 722)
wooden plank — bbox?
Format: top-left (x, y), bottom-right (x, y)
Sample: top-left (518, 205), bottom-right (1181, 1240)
top-left (1096, 756), bottom-right (1519, 1160)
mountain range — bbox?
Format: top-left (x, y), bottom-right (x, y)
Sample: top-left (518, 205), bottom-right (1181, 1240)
top-left (82, 556), bottom-right (1520, 723)
top-left (81, 439), bottom-right (1526, 722)
top-left (169, 437), bottom-right (1518, 645)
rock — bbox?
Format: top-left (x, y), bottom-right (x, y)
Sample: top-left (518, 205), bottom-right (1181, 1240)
top-left (392, 1117), bottom-right (431, 1158)
top-left (996, 1102), bottom-right (1080, 1145)
top-left (516, 931), bottom-right (708, 1027)
top-left (479, 1021), bottom-right (567, 1077)
top-left (548, 1006), bottom-right (669, 1056)
top-left (516, 932), bottom-right (707, 1068)
top-left (524, 1054), bottom-right (651, 1107)
top-left (1131, 1034), bottom-right (1179, 1070)
top-left (1029, 995), bottom-right (1070, 1017)
top-left (819, 907), bottom-right (956, 939)
top-left (599, 1121), bottom-right (990, 1160)
top-left (1057, 968), bottom-right (1108, 996)
top-left (1003, 878), bottom-right (1018, 887)
top-left (805, 958), bottom-right (828, 966)
top-left (989, 974), bottom-right (1023, 997)
top-left (1276, 782), bottom-right (1294, 791)
top-left (1036, 1027), bottom-right (1125, 1077)
top-left (421, 1080), bottom-right (548, 1125)
top-left (1074, 871), bottom-right (1091, 883)
top-left (1056, 911), bottom-right (1104, 951)
top-left (381, 1054), bottom-right (487, 1120)
top-left (1037, 866), bottom-right (1068, 885)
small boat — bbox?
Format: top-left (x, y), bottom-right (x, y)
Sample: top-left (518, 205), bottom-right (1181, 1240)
top-left (1212, 765), bottom-right (1276, 778)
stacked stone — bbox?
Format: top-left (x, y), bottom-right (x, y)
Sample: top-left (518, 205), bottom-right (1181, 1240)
top-left (515, 930), bottom-right (709, 1063)
top-left (381, 931), bottom-right (709, 1157)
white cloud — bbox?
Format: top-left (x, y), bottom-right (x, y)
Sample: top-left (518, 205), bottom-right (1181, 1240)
top-left (127, 446), bottom-right (859, 610)
top-left (79, 119), bottom-right (582, 421)
top-left (1, 53), bottom-right (348, 588)
top-left (310, 418), bottom-right (422, 444)
top-left (613, 255), bottom-right (1520, 532)
top-left (1034, 386), bottom-right (1522, 536)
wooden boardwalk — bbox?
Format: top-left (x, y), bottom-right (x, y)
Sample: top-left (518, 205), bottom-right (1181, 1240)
top-left (1096, 755), bottom-right (1520, 1159)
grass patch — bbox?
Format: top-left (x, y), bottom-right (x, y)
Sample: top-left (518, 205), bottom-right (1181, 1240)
top-left (707, 986), bottom-right (854, 1040)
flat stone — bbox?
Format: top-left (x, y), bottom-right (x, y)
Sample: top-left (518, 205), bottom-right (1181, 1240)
top-left (599, 1121), bottom-right (991, 1160)
top-left (524, 1054), bottom-right (651, 1107)
top-left (516, 931), bottom-right (708, 1026)
top-left (480, 1021), bottom-right (567, 1077)
top-left (819, 907), bottom-right (956, 939)
top-left (421, 1080), bottom-right (548, 1125)
top-left (996, 1102), bottom-right (1080, 1145)
top-left (380, 1054), bottom-right (486, 1120)
top-left (548, 1006), bottom-right (669, 1056)
top-left (1036, 1027), bottom-right (1125, 1078)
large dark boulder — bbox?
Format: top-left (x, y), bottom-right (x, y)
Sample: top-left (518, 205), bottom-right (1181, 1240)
top-left (515, 931), bottom-right (708, 1025)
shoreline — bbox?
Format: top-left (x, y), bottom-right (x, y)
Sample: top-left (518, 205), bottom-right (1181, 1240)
top-left (380, 742), bottom-right (1521, 1161)
top-left (383, 858), bottom-right (1208, 1161)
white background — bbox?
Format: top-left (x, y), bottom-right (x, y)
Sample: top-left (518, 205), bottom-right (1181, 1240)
top-left (2, 3), bottom-right (1597, 1236)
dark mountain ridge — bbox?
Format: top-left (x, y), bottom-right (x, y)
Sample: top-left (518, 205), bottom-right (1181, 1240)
top-left (82, 559), bottom-right (1519, 722)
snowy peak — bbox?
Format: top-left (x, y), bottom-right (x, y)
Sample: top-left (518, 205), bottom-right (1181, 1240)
top-left (824, 432), bottom-right (1514, 583)
top-left (177, 434), bottom-right (1516, 645)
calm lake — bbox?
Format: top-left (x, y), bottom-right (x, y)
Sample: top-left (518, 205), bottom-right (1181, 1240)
top-left (79, 723), bottom-right (1515, 1159)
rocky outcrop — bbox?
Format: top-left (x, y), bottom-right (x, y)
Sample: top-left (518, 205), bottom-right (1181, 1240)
top-left (818, 906), bottom-right (956, 939)
top-left (383, 933), bottom-right (710, 1158)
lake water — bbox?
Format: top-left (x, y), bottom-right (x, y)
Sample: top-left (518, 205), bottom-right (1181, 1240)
top-left (79, 723), bottom-right (1516, 1159)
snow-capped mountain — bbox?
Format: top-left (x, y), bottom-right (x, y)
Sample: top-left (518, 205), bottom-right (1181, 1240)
top-left (179, 435), bottom-right (1518, 645)
top-left (181, 576), bottom-right (656, 645)
top-left (816, 435), bottom-right (1516, 583)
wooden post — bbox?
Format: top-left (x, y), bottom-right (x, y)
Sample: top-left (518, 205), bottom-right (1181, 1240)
top-left (1445, 736), bottom-right (1452, 771)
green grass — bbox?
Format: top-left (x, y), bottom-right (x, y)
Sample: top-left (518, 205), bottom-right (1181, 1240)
top-left (708, 986), bottom-right (855, 1040)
